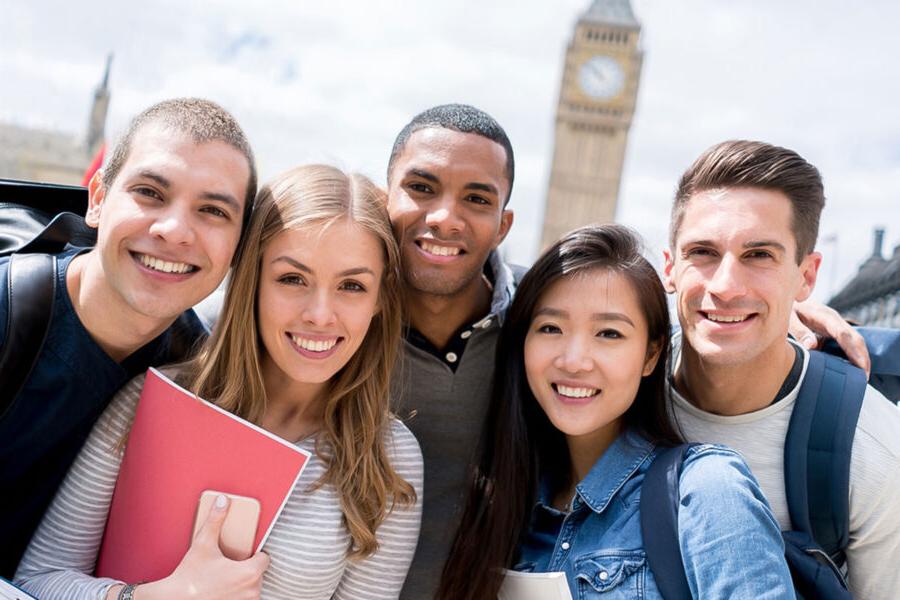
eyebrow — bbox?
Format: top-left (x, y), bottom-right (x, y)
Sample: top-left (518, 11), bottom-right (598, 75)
top-left (272, 256), bottom-right (375, 277)
top-left (682, 239), bottom-right (788, 254)
top-left (744, 240), bottom-right (787, 253)
top-left (405, 168), bottom-right (499, 197)
top-left (134, 169), bottom-right (242, 214)
top-left (534, 307), bottom-right (635, 327)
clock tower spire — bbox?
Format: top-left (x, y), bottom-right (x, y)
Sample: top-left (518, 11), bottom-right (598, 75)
top-left (540, 0), bottom-right (643, 249)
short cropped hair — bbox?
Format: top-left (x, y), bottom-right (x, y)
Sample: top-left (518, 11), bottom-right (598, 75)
top-left (102, 98), bottom-right (257, 234)
top-left (387, 103), bottom-right (515, 205)
top-left (671, 140), bottom-right (825, 263)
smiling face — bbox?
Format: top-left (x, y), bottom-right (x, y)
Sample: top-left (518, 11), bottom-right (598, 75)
top-left (257, 219), bottom-right (384, 397)
top-left (386, 127), bottom-right (513, 299)
top-left (524, 269), bottom-right (660, 447)
top-left (87, 122), bottom-right (249, 323)
top-left (664, 186), bottom-right (820, 367)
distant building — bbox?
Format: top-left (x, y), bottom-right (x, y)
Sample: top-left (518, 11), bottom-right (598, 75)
top-left (540, 0), bottom-right (643, 249)
top-left (829, 228), bottom-right (900, 327)
top-left (0, 55), bottom-right (111, 185)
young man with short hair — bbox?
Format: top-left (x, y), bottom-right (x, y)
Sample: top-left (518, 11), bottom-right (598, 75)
top-left (664, 140), bottom-right (900, 598)
top-left (0, 98), bottom-right (256, 577)
top-left (385, 104), bottom-right (516, 600)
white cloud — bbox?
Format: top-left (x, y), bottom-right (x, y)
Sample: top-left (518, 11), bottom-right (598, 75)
top-left (2, 0), bottom-right (898, 303)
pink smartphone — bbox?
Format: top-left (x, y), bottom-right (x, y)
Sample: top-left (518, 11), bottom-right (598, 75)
top-left (192, 490), bottom-right (261, 560)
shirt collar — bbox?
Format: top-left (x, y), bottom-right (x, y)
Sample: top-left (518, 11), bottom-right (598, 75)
top-left (534, 430), bottom-right (655, 516)
top-left (487, 250), bottom-right (516, 325)
top-left (574, 430), bottom-right (655, 514)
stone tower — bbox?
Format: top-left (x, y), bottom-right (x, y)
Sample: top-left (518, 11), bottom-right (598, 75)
top-left (86, 54), bottom-right (112, 156)
top-left (540, 0), bottom-right (643, 249)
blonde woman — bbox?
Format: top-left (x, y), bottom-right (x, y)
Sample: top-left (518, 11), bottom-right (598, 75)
top-left (16, 165), bottom-right (423, 599)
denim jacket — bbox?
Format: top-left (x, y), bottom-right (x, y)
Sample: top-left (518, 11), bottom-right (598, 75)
top-left (515, 431), bottom-right (795, 599)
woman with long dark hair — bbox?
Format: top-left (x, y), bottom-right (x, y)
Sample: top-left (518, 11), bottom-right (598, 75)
top-left (438, 224), bottom-right (793, 599)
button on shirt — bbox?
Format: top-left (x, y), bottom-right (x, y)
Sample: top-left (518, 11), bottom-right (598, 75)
top-left (516, 430), bottom-right (795, 599)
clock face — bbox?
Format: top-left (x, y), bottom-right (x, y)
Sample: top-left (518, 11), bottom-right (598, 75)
top-left (578, 56), bottom-right (625, 100)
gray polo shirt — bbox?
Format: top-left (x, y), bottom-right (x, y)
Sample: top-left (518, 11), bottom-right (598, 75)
top-left (394, 252), bottom-right (517, 600)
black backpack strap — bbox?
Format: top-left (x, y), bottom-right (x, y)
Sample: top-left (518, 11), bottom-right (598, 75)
top-left (0, 253), bottom-right (57, 419)
top-left (640, 443), bottom-right (696, 600)
top-left (784, 350), bottom-right (866, 565)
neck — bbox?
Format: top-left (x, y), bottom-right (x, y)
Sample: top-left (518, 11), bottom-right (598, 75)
top-left (675, 339), bottom-right (796, 416)
top-left (567, 421), bottom-right (622, 484)
top-left (404, 273), bottom-right (492, 350)
top-left (259, 359), bottom-right (327, 442)
top-left (552, 421), bottom-right (622, 511)
top-left (66, 252), bottom-right (173, 363)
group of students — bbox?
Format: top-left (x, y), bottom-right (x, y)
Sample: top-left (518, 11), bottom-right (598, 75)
top-left (1, 98), bottom-right (898, 600)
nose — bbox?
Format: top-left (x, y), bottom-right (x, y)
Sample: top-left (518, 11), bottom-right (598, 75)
top-left (423, 193), bottom-right (464, 237)
top-left (148, 202), bottom-right (196, 246)
top-left (302, 289), bottom-right (336, 327)
top-left (553, 335), bottom-right (593, 374)
top-left (706, 254), bottom-right (747, 302)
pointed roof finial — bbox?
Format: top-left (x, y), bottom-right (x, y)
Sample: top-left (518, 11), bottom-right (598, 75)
top-left (584, 0), bottom-right (639, 28)
top-left (101, 53), bottom-right (113, 89)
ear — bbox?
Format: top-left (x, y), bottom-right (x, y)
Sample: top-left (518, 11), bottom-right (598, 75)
top-left (85, 170), bottom-right (106, 229)
top-left (795, 251), bottom-right (822, 302)
top-left (662, 248), bottom-right (676, 293)
top-left (643, 340), bottom-right (663, 377)
top-left (493, 208), bottom-right (514, 248)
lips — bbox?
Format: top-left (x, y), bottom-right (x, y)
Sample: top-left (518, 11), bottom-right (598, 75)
top-left (700, 310), bottom-right (757, 325)
top-left (286, 332), bottom-right (344, 359)
top-left (414, 238), bottom-right (466, 258)
top-left (552, 382), bottom-right (600, 403)
top-left (132, 252), bottom-right (198, 275)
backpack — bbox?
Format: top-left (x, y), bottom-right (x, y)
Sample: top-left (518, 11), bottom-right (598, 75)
top-left (0, 178), bottom-right (200, 418)
top-left (640, 351), bottom-right (866, 599)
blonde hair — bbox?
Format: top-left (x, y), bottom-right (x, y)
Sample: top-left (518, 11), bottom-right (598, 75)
top-left (184, 164), bottom-right (414, 558)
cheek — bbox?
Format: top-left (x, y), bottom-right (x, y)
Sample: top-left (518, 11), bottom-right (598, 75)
top-left (523, 334), bottom-right (550, 394)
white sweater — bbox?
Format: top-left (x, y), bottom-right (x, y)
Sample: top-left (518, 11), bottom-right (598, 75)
top-left (15, 373), bottom-right (424, 600)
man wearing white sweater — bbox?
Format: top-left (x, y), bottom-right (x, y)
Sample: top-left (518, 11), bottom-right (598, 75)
top-left (664, 139), bottom-right (900, 599)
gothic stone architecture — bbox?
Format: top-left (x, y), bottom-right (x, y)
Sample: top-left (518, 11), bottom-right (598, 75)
top-left (829, 228), bottom-right (900, 328)
top-left (0, 55), bottom-right (111, 186)
top-left (540, 0), bottom-right (643, 249)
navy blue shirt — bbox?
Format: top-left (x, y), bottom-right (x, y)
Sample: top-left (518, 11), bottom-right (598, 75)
top-left (0, 249), bottom-right (207, 577)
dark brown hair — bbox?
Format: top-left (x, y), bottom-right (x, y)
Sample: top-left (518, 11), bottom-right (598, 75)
top-left (102, 98), bottom-right (257, 240)
top-left (670, 140), bottom-right (824, 263)
top-left (437, 224), bottom-right (680, 600)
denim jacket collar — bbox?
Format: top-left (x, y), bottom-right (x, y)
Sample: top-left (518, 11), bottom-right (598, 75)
top-left (575, 430), bottom-right (655, 514)
top-left (535, 430), bottom-right (655, 516)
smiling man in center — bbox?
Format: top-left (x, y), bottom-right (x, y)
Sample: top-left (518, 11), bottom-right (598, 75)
top-left (385, 104), bottom-right (517, 600)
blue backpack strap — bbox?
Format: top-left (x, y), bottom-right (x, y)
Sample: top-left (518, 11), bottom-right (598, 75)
top-left (640, 443), bottom-right (696, 600)
top-left (784, 350), bottom-right (866, 564)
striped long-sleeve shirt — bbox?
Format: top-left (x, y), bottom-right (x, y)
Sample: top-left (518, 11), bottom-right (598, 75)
top-left (15, 372), bottom-right (424, 600)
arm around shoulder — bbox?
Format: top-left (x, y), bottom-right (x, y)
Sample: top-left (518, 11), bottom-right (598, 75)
top-left (677, 445), bottom-right (795, 600)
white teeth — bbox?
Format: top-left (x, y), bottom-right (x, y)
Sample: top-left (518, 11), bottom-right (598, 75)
top-left (291, 335), bottom-right (338, 352)
top-left (706, 313), bottom-right (748, 323)
top-left (556, 384), bottom-right (598, 398)
top-left (138, 254), bottom-right (194, 274)
top-left (420, 241), bottom-right (460, 257)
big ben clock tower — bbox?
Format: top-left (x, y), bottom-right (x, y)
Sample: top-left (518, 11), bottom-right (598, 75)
top-left (540, 0), bottom-right (643, 249)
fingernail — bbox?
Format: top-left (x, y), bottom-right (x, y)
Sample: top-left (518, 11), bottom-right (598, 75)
top-left (215, 494), bottom-right (228, 509)
top-left (801, 335), bottom-right (816, 348)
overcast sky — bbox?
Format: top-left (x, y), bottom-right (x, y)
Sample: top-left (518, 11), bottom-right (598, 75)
top-left (2, 0), bottom-right (898, 302)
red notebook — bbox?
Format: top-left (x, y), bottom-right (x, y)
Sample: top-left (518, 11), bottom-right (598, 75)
top-left (95, 368), bottom-right (310, 582)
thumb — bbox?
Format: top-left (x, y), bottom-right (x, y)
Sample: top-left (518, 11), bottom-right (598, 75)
top-left (195, 494), bottom-right (230, 550)
top-left (247, 550), bottom-right (271, 573)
